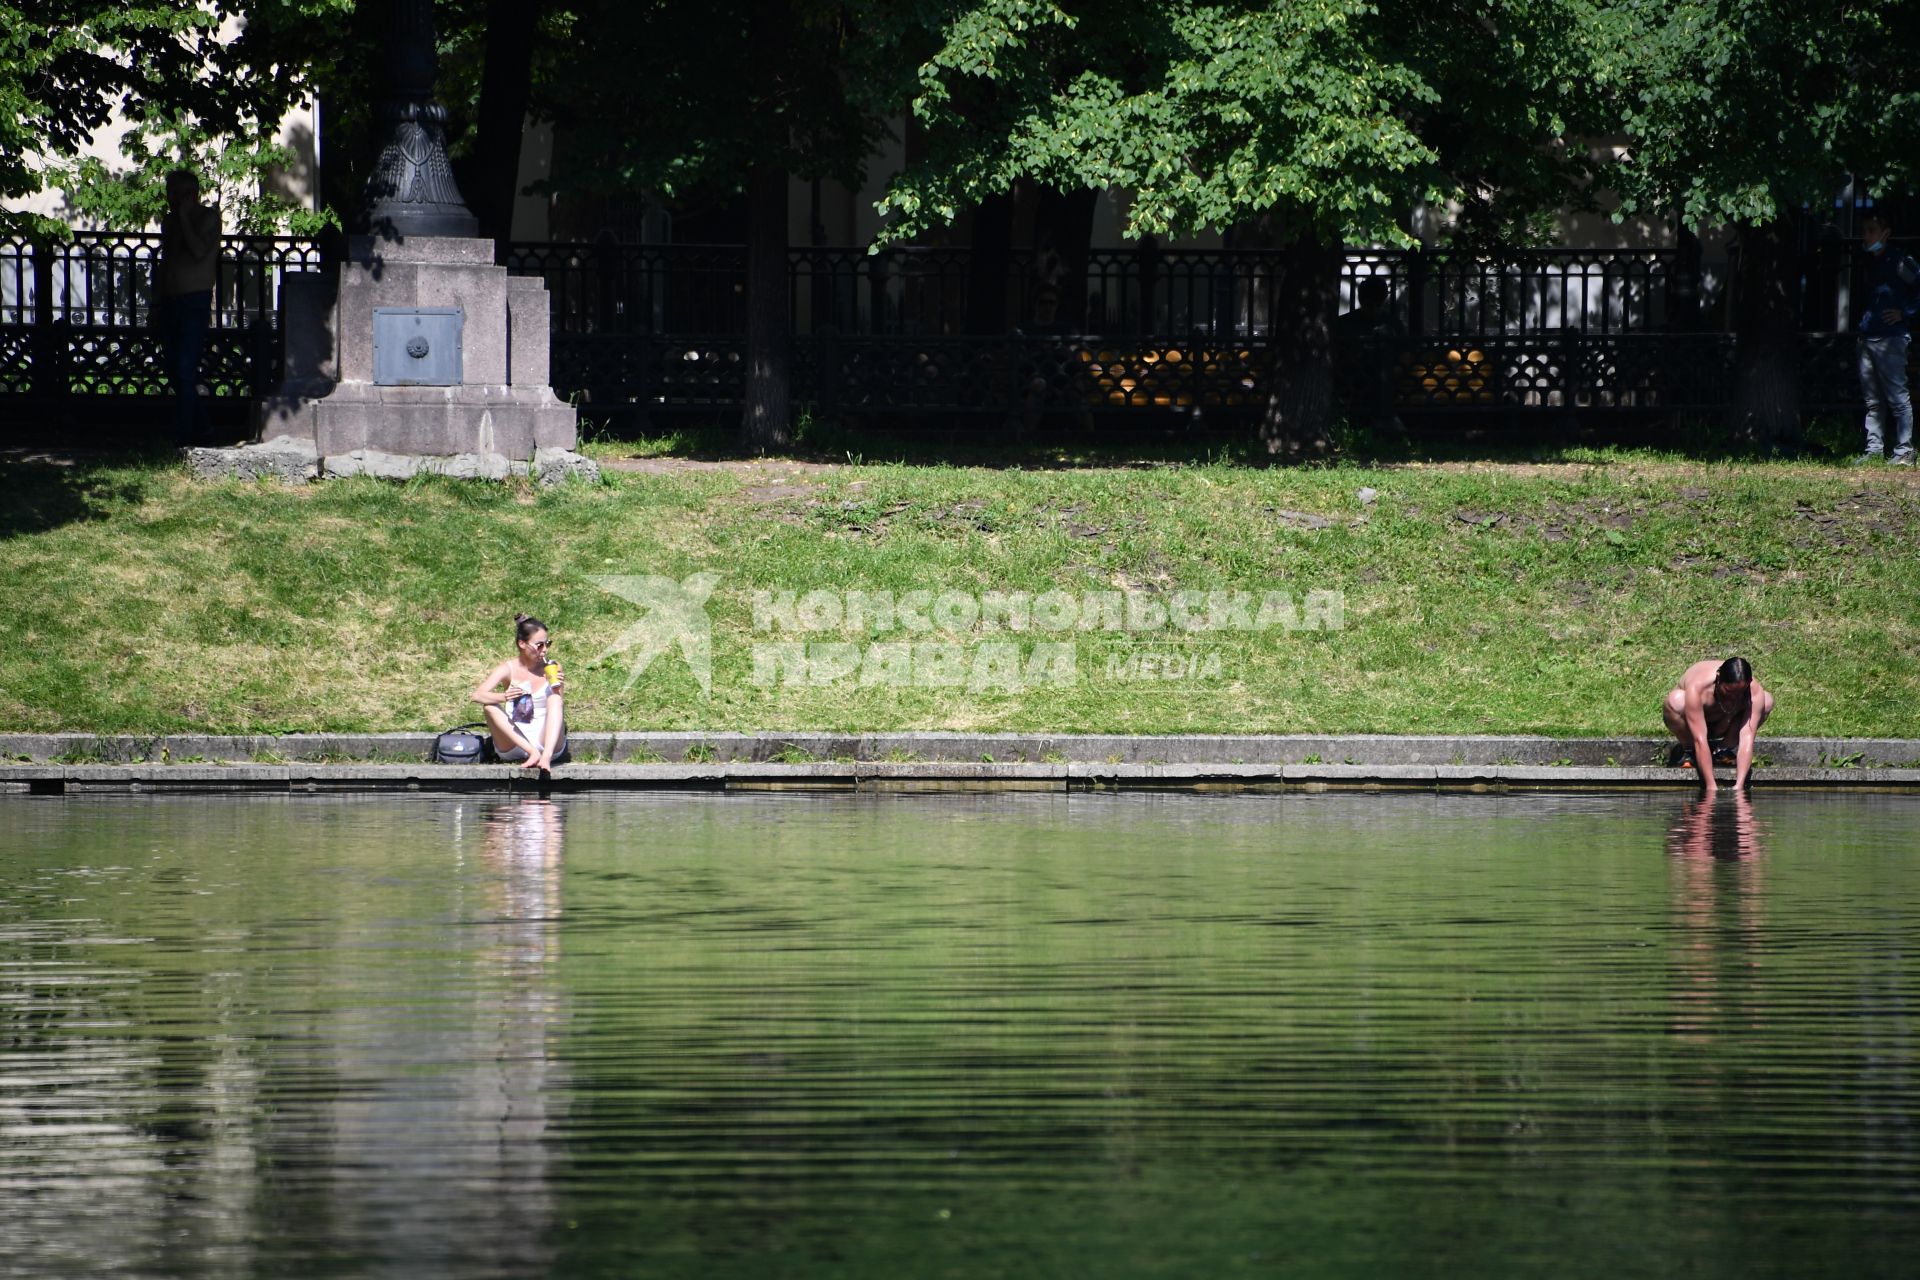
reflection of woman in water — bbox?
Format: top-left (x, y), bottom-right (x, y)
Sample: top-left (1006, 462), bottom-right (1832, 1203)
top-left (465, 795), bottom-right (566, 1271)
top-left (482, 799), bottom-right (565, 949)
top-left (472, 613), bottom-right (568, 770)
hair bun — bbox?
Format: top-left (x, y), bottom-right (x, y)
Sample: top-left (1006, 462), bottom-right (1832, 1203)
top-left (514, 613), bottom-right (530, 624)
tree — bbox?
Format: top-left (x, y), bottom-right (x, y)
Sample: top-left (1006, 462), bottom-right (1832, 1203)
top-left (50, 113), bottom-right (337, 235)
top-left (18, 0), bottom-right (914, 448)
top-left (5, 2), bottom-right (342, 236)
top-left (1584, 0), bottom-right (1920, 444)
top-left (533, 0), bottom-right (905, 449)
top-left (11, 0), bottom-right (547, 240)
top-left (875, 0), bottom-right (1598, 449)
top-left (461, 0), bottom-right (543, 244)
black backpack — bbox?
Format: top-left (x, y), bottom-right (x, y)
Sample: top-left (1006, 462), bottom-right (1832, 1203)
top-left (430, 722), bottom-right (494, 764)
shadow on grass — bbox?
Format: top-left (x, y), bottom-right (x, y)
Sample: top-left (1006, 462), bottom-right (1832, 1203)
top-left (579, 408), bottom-right (1863, 471)
top-left (0, 448), bottom-right (168, 540)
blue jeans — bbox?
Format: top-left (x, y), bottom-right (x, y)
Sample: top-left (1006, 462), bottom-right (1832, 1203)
top-left (1858, 333), bottom-right (1913, 457)
top-left (159, 290), bottom-right (211, 445)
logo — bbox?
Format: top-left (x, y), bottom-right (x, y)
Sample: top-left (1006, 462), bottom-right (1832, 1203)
top-left (587, 573), bottom-right (722, 696)
top-left (584, 576), bottom-right (1342, 697)
top-left (747, 586), bottom-right (1341, 691)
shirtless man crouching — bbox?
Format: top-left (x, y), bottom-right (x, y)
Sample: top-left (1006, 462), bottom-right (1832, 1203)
top-left (1663, 656), bottom-right (1773, 795)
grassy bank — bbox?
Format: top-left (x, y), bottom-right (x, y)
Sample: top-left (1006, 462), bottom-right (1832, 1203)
top-left (3, 449), bottom-right (1917, 736)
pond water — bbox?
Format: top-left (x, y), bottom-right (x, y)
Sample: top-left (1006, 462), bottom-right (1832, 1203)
top-left (2, 791), bottom-right (1915, 1278)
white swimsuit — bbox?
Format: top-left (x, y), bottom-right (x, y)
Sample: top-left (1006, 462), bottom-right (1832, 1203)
top-left (508, 678), bottom-right (553, 751)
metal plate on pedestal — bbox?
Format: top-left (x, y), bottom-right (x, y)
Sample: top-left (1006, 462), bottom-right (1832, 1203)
top-left (374, 308), bottom-right (463, 385)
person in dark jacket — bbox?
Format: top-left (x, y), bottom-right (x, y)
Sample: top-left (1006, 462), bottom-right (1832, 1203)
top-left (1335, 277), bottom-right (1407, 435)
top-left (158, 170), bottom-right (220, 447)
top-left (1855, 212), bottom-right (1920, 465)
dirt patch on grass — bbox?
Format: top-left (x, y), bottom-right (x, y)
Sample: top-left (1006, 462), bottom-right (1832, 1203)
top-left (0, 448), bottom-right (87, 467)
top-left (1788, 489), bottom-right (1920, 550)
top-left (1271, 507), bottom-right (1338, 530)
top-left (610, 456), bottom-right (847, 510)
top-left (1043, 502), bottom-right (1111, 539)
top-left (824, 498), bottom-right (917, 537)
top-left (1453, 510), bottom-right (1509, 528)
top-left (740, 481), bottom-right (818, 503)
top-left (602, 457), bottom-right (843, 477)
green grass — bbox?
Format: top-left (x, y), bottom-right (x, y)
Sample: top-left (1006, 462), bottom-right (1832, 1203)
top-left (2, 445), bottom-right (1917, 736)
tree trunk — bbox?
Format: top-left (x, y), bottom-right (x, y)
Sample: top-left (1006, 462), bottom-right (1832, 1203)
top-left (964, 193), bottom-right (1013, 334)
top-left (468, 0), bottom-right (541, 247)
top-left (1259, 228), bottom-right (1342, 457)
top-left (1728, 217), bottom-right (1801, 448)
top-left (742, 160), bottom-right (792, 450)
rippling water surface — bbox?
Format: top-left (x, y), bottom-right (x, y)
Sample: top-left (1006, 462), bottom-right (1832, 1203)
top-left (2, 791), bottom-right (1916, 1277)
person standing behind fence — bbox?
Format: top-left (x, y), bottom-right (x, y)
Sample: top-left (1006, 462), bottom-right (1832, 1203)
top-left (1335, 278), bottom-right (1407, 436)
top-left (1854, 212), bottom-right (1919, 466)
top-left (158, 170), bottom-right (220, 446)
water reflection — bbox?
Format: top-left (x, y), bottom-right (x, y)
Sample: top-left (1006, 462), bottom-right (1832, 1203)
top-left (0, 798), bottom-right (575, 1275)
top-left (5, 792), bottom-right (1920, 1278)
top-left (481, 796), bottom-right (566, 969)
top-left (308, 798), bottom-right (569, 1275)
top-left (1665, 791), bottom-right (1767, 863)
top-left (1665, 793), bottom-right (1767, 1044)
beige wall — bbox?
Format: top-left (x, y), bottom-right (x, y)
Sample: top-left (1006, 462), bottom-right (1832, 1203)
top-left (4, 105), bottom-right (318, 231)
top-left (510, 122), bottom-right (555, 242)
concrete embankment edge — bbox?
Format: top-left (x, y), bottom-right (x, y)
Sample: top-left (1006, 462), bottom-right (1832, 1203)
top-left (6, 758), bottom-right (1920, 795)
top-left (10, 731), bottom-right (1920, 767)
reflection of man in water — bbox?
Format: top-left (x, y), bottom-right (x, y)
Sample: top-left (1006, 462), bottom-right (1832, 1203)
top-left (1665, 790), bottom-right (1765, 863)
top-left (323, 795), bottom-right (567, 1275)
top-left (1663, 656), bottom-right (1773, 795)
top-left (1665, 790), bottom-right (1765, 1044)
top-left (482, 798), bottom-right (565, 934)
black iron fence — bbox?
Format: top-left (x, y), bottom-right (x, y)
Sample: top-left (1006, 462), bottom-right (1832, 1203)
top-left (0, 232), bottom-right (1883, 430)
top-left (499, 242), bottom-right (1688, 340)
top-left (549, 330), bottom-right (1861, 425)
top-left (0, 232), bottom-right (319, 404)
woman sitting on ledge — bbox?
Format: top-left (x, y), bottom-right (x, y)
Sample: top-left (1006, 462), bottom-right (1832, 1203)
top-left (473, 613), bottom-right (568, 770)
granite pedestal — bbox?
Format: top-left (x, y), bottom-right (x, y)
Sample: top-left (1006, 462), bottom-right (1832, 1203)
top-left (195, 233), bottom-right (594, 484)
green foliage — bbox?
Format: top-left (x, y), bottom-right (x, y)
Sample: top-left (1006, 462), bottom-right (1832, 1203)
top-left (1, 3), bottom-right (207, 233)
top-left (876, 0), bottom-right (1598, 247)
top-left (4, 1), bottom-right (346, 236)
top-left (1579, 0), bottom-right (1920, 224)
top-left (18, 0), bottom-right (1920, 250)
top-left (48, 113), bottom-right (339, 234)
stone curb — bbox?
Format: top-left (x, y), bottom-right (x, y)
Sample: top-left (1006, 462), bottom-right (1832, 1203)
top-left (7, 761), bottom-right (1920, 795)
top-left (10, 731), bottom-right (1920, 770)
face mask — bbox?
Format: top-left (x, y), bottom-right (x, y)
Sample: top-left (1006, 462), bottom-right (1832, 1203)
top-left (1866, 238), bottom-right (1887, 254)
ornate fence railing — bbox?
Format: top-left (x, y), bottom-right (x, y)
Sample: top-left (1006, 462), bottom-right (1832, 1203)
top-left (0, 232), bottom-right (1875, 430)
top-left (0, 233), bottom-right (320, 403)
top-left (0, 232), bottom-right (322, 328)
top-left (499, 242), bottom-right (1688, 340)
top-left (549, 331), bottom-right (1861, 424)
